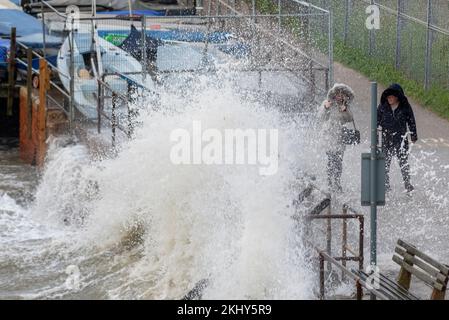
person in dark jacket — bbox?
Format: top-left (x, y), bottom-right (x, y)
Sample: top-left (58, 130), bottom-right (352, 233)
top-left (377, 84), bottom-right (418, 193)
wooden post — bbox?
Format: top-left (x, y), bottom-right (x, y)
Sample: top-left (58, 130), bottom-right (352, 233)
top-left (356, 280), bottom-right (363, 300)
top-left (397, 265), bottom-right (413, 290)
top-left (27, 48), bottom-right (33, 139)
top-left (431, 287), bottom-right (446, 300)
top-left (37, 59), bottom-right (49, 166)
top-left (7, 27), bottom-right (17, 116)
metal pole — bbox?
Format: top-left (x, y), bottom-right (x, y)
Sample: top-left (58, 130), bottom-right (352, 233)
top-left (395, 0), bottom-right (402, 70)
top-left (41, 2), bottom-right (46, 58)
top-left (278, 0), bottom-right (281, 32)
top-left (369, 0), bottom-right (375, 56)
top-left (328, 10), bottom-right (334, 87)
top-left (424, 0), bottom-right (432, 90)
top-left (342, 206), bottom-right (348, 281)
top-left (319, 253), bottom-right (325, 300)
top-left (69, 21), bottom-right (75, 130)
top-left (370, 81), bottom-right (378, 300)
top-left (326, 203), bottom-right (332, 272)
top-left (343, 0), bottom-right (349, 45)
top-left (112, 92), bottom-right (117, 148)
top-left (128, 0), bottom-right (133, 17)
top-left (141, 16), bottom-right (147, 81)
top-left (252, 0), bottom-right (255, 22)
top-left (7, 27), bottom-right (16, 117)
top-left (97, 79), bottom-right (102, 134)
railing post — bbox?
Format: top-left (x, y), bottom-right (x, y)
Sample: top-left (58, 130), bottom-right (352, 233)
top-left (127, 82), bottom-right (133, 139)
top-left (358, 215), bottom-right (364, 299)
top-left (69, 20), bottom-right (75, 130)
top-left (319, 253), bottom-right (325, 300)
top-left (342, 206), bottom-right (348, 281)
top-left (97, 79), bottom-right (102, 134)
top-left (369, 0), bottom-right (375, 56)
top-left (395, 0), bottom-right (402, 70)
top-left (424, 0), bottom-right (433, 90)
top-left (324, 68), bottom-right (329, 92)
top-left (328, 10), bottom-right (334, 87)
top-left (111, 92), bottom-right (117, 148)
top-left (309, 60), bottom-right (316, 101)
top-left (27, 48), bottom-right (33, 139)
top-left (251, 0), bottom-right (255, 22)
top-left (356, 280), bottom-right (363, 300)
top-left (359, 215), bottom-right (364, 271)
top-left (343, 0), bottom-right (350, 45)
top-left (326, 203), bottom-right (332, 272)
top-left (278, 0), bottom-right (281, 32)
top-left (38, 59), bottom-right (49, 167)
top-left (141, 16), bottom-right (147, 82)
top-left (42, 1), bottom-right (46, 59)
top-left (7, 27), bottom-right (17, 117)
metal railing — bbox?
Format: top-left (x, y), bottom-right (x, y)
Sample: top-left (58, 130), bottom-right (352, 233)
top-left (307, 204), bottom-right (365, 299)
top-left (296, 182), bottom-right (371, 299)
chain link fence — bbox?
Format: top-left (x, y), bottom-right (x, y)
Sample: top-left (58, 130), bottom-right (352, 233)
top-left (307, 0), bottom-right (449, 91)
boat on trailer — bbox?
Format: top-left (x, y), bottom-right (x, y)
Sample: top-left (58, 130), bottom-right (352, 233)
top-left (57, 29), bottom-right (153, 120)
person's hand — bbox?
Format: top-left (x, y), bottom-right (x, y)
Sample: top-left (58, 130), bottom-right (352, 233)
top-left (324, 100), bottom-right (332, 109)
top-left (339, 104), bottom-right (347, 112)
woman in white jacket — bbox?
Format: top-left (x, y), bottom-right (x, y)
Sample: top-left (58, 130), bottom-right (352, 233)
top-left (319, 83), bottom-right (355, 192)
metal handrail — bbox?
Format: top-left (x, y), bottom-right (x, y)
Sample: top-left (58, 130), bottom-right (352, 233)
top-left (36, 0), bottom-right (69, 19)
top-left (15, 41), bottom-right (71, 80)
top-left (294, 0), bottom-right (330, 14)
top-left (318, 250), bottom-right (390, 300)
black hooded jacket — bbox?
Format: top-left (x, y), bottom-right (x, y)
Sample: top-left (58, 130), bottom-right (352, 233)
top-left (377, 84), bottom-right (418, 147)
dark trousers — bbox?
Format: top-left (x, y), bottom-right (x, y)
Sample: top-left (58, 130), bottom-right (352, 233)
top-left (384, 143), bottom-right (412, 190)
top-left (327, 150), bottom-right (344, 191)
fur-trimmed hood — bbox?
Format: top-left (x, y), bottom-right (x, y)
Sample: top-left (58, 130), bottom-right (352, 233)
top-left (327, 83), bottom-right (355, 104)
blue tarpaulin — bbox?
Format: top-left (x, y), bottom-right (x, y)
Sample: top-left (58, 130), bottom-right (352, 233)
top-left (0, 39), bottom-right (10, 64)
top-left (0, 9), bottom-right (62, 48)
top-left (0, 9), bottom-right (44, 37)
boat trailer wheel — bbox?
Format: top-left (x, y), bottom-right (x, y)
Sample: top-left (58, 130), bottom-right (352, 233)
top-left (32, 73), bottom-right (39, 89)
